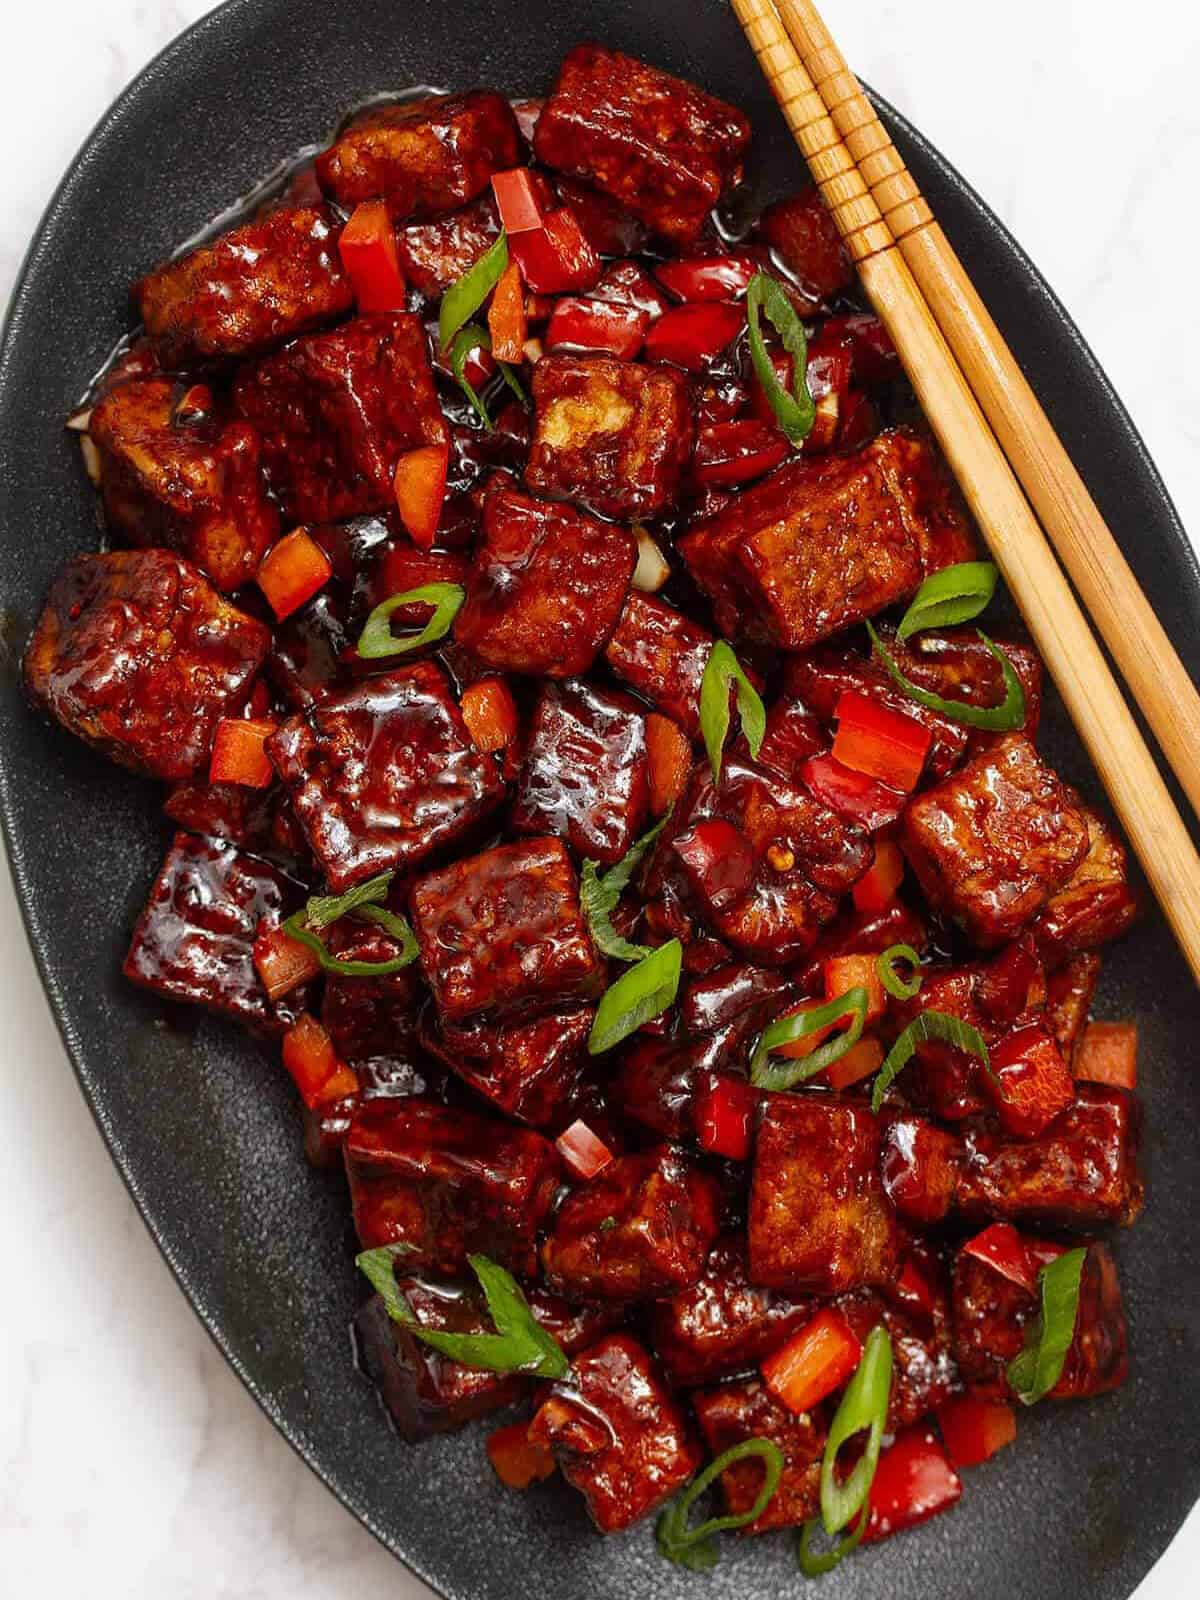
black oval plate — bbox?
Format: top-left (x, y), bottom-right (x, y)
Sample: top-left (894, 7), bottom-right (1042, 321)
top-left (1, 2), bottom-right (1197, 1596)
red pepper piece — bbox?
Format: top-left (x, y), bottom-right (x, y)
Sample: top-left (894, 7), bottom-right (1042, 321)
top-left (761, 1307), bottom-right (863, 1415)
top-left (674, 817), bottom-right (756, 911)
top-left (961, 1222), bottom-right (1037, 1294)
top-left (824, 1035), bottom-right (884, 1091)
top-left (253, 920), bottom-right (322, 1001)
top-left (488, 262), bottom-right (528, 364)
top-left (852, 836), bottom-right (905, 913)
top-left (645, 713), bottom-right (692, 816)
top-left (338, 200), bottom-right (406, 313)
top-left (508, 208), bottom-right (601, 295)
top-left (890, 1254), bottom-right (938, 1321)
top-left (936, 1393), bottom-right (1017, 1469)
top-left (985, 1024), bottom-right (1075, 1138)
top-left (801, 753), bottom-right (906, 832)
top-left (281, 1015), bottom-right (359, 1111)
top-left (833, 690), bottom-right (933, 793)
top-left (694, 1075), bottom-right (758, 1160)
top-left (487, 1422), bottom-right (557, 1489)
top-left (490, 167), bottom-right (547, 235)
top-left (691, 419), bottom-right (789, 488)
top-left (823, 313), bottom-right (902, 388)
top-left (209, 716), bottom-right (277, 789)
top-left (393, 443), bottom-right (450, 550)
top-left (545, 296), bottom-right (649, 360)
top-left (860, 1425), bottom-right (962, 1543)
top-left (654, 252), bottom-right (759, 302)
top-left (257, 528), bottom-right (334, 621)
top-left (824, 952), bottom-right (886, 1024)
top-left (555, 1119), bottom-right (616, 1182)
top-left (1074, 1020), bottom-right (1138, 1089)
top-left (460, 677), bottom-right (519, 755)
top-left (643, 302), bottom-right (744, 372)
top-left (590, 259), bottom-right (671, 320)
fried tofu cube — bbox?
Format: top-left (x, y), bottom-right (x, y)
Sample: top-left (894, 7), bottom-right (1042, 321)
top-left (958, 1085), bottom-right (1144, 1230)
top-left (419, 1005), bottom-right (592, 1126)
top-left (233, 313), bottom-right (448, 523)
top-left (534, 46), bottom-right (750, 245)
top-left (412, 836), bottom-right (604, 1024)
top-left (758, 187), bottom-right (852, 304)
top-left (648, 1234), bottom-right (813, 1388)
top-left (454, 481), bottom-right (636, 677)
top-left (528, 1333), bottom-right (703, 1532)
top-left (267, 661), bottom-right (505, 891)
top-left (603, 591), bottom-right (715, 742)
top-left (872, 427), bottom-right (980, 575)
top-left (316, 90), bottom-right (520, 215)
top-left (123, 832), bottom-right (306, 1034)
top-left (879, 1114), bottom-right (962, 1225)
top-left (512, 680), bottom-right (650, 865)
top-left (680, 433), bottom-right (926, 649)
top-left (24, 549), bottom-right (270, 780)
top-left (902, 735), bottom-right (1090, 948)
top-left (344, 1097), bottom-right (558, 1275)
top-left (541, 1145), bottom-right (721, 1302)
top-left (1044, 951), bottom-right (1102, 1058)
top-left (749, 1095), bottom-right (900, 1294)
top-left (395, 193), bottom-right (500, 297)
top-left (525, 355), bottom-right (694, 520)
top-left (135, 205), bottom-right (353, 366)
top-left (693, 1379), bottom-right (825, 1533)
top-left (840, 1279), bottom-right (960, 1431)
top-left (89, 379), bottom-right (279, 592)
top-left (1031, 797), bottom-right (1138, 962)
top-left (321, 918), bottom-right (425, 1066)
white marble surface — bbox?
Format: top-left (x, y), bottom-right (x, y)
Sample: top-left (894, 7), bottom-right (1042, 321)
top-left (1, 0), bottom-right (1197, 1593)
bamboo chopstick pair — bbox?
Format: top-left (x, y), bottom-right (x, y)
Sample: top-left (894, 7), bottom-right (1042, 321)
top-left (730, 0), bottom-right (1200, 985)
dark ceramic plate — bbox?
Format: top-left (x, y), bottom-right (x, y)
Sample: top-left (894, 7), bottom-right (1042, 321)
top-left (1, 1), bottom-right (1197, 1595)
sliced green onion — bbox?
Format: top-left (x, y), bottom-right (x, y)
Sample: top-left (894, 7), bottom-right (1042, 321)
top-left (700, 640), bottom-right (766, 784)
top-left (867, 622), bottom-right (1026, 732)
top-left (1007, 1247), bottom-right (1087, 1406)
top-left (656, 1438), bottom-right (786, 1570)
top-left (870, 1008), bottom-right (991, 1113)
top-left (588, 938), bottom-right (682, 1055)
top-left (357, 1247), bottom-right (569, 1379)
top-left (303, 871), bottom-right (393, 930)
top-left (282, 869), bottom-right (420, 977)
top-left (895, 560), bottom-right (998, 641)
top-left (580, 814), bottom-right (670, 963)
top-left (796, 1513), bottom-right (867, 1578)
top-left (356, 582), bottom-right (465, 660)
top-left (439, 232), bottom-right (509, 351)
top-left (750, 988), bottom-right (868, 1091)
top-left (819, 1324), bottom-right (893, 1536)
top-left (876, 942), bottom-right (923, 1000)
top-left (449, 324), bottom-right (494, 427)
top-left (746, 272), bottom-right (815, 444)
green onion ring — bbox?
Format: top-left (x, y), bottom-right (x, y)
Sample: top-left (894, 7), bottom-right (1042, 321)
top-left (355, 582), bottom-right (465, 661)
top-left (746, 272), bottom-right (815, 445)
top-left (656, 1438), bottom-right (786, 1570)
top-left (875, 942), bottom-right (923, 1000)
top-left (750, 987), bottom-right (868, 1091)
top-left (867, 622), bottom-right (1026, 732)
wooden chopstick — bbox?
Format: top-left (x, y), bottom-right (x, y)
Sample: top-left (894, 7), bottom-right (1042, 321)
top-left (730, 0), bottom-right (1200, 986)
top-left (775, 0), bottom-right (1200, 827)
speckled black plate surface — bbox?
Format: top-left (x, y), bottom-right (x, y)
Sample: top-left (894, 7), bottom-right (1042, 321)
top-left (1, 1), bottom-right (1197, 1595)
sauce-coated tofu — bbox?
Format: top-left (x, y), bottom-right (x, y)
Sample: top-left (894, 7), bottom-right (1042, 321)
top-left (603, 591), bottom-right (715, 742)
top-left (123, 832), bottom-right (306, 1034)
top-left (541, 1144), bottom-right (721, 1302)
top-left (525, 355), bottom-right (694, 520)
top-left (455, 482), bottom-right (635, 677)
top-left (267, 662), bottom-right (505, 891)
top-left (1032, 797), bottom-right (1138, 962)
top-left (749, 1095), bottom-right (900, 1294)
top-left (419, 1005), bottom-right (592, 1126)
top-left (534, 46), bottom-right (750, 245)
top-left (902, 735), bottom-right (1089, 948)
top-left (395, 194), bottom-right (500, 297)
top-left (693, 1379), bottom-right (825, 1532)
top-left (758, 187), bottom-right (852, 304)
top-left (344, 1097), bottom-right (558, 1275)
top-left (135, 205), bottom-right (353, 366)
top-left (1045, 951), bottom-right (1102, 1058)
top-left (234, 313), bottom-right (447, 523)
top-left (316, 90), bottom-right (520, 215)
top-left (840, 1281), bottom-right (960, 1430)
top-left (411, 836), bottom-right (604, 1024)
top-left (24, 549), bottom-right (269, 780)
top-left (528, 1333), bottom-right (703, 1531)
top-left (89, 379), bottom-right (279, 592)
top-left (321, 918), bottom-right (425, 1065)
top-left (512, 680), bottom-right (650, 865)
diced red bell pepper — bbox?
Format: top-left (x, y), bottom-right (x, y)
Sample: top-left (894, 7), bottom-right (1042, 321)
top-left (936, 1393), bottom-right (1017, 1469)
top-left (643, 301), bottom-right (744, 372)
top-left (591, 260), bottom-right (671, 320)
top-left (891, 1254), bottom-right (938, 1321)
top-left (761, 1308), bottom-right (863, 1415)
top-left (487, 262), bottom-right (528, 364)
top-left (545, 296), bottom-right (649, 360)
top-left (823, 313), bottom-right (902, 388)
top-left (694, 1075), bottom-right (758, 1161)
top-left (691, 419), bottom-right (790, 488)
top-left (833, 691), bottom-right (933, 793)
top-left (253, 919), bottom-right (323, 1001)
top-left (281, 1014), bottom-right (359, 1111)
top-left (209, 716), bottom-right (277, 789)
top-left (555, 1119), bottom-right (616, 1182)
top-left (860, 1425), bottom-right (962, 1543)
top-left (825, 1034), bottom-right (884, 1091)
top-left (487, 1421), bottom-right (557, 1489)
top-left (393, 443), bottom-right (450, 550)
top-left (490, 167), bottom-right (547, 235)
top-left (852, 836), bottom-right (906, 914)
top-left (1073, 1020), bottom-right (1138, 1090)
top-left (674, 818), bottom-right (756, 910)
top-left (801, 753), bottom-right (906, 832)
top-left (460, 677), bottom-right (519, 755)
top-left (985, 1024), bottom-right (1075, 1138)
top-left (961, 1223), bottom-right (1037, 1295)
top-left (824, 952), bottom-right (886, 1024)
top-left (645, 713), bottom-right (693, 816)
top-left (508, 208), bottom-right (601, 295)
top-left (338, 200), bottom-right (406, 312)
top-left (257, 528), bottom-right (334, 621)
top-left (654, 252), bottom-right (759, 302)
